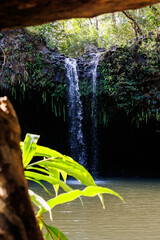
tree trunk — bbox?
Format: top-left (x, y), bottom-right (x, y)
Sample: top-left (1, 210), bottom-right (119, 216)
top-left (122, 11), bottom-right (143, 37)
top-left (111, 13), bottom-right (117, 29)
top-left (0, 96), bottom-right (44, 240)
top-left (95, 17), bottom-right (99, 31)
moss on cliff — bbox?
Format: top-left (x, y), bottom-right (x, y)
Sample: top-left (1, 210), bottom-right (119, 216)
top-left (0, 28), bottom-right (159, 125)
top-left (97, 30), bottom-right (160, 125)
top-left (0, 29), bottom-right (67, 118)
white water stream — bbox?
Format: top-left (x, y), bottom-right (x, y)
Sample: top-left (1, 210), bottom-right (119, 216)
top-left (65, 53), bottom-right (101, 175)
top-left (65, 58), bottom-right (86, 166)
top-left (90, 53), bottom-right (101, 175)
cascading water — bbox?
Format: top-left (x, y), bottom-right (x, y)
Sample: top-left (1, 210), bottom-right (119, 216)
top-left (90, 52), bottom-right (101, 176)
top-left (65, 58), bottom-right (86, 167)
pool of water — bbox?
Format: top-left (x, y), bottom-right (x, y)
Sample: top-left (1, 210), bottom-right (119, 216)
top-left (30, 178), bottom-right (160, 240)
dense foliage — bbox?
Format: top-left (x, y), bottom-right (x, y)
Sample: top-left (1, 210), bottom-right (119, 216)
top-left (28, 4), bottom-right (160, 56)
top-left (97, 31), bottom-right (160, 125)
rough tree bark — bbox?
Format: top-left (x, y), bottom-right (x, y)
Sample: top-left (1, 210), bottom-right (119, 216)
top-left (0, 96), bottom-right (44, 240)
top-left (0, 0), bottom-right (160, 31)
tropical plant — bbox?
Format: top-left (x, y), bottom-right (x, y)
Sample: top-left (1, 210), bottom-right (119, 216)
top-left (21, 133), bottom-right (124, 240)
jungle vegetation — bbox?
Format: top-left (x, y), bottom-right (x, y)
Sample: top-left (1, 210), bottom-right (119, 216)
top-left (28, 4), bottom-right (160, 56)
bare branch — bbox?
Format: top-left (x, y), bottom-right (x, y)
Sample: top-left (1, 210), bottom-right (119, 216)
top-left (122, 11), bottom-right (143, 37)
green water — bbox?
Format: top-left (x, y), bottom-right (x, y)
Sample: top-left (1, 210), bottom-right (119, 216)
top-left (30, 178), bottom-right (160, 240)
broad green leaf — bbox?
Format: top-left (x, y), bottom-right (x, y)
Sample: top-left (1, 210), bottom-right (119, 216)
top-left (34, 145), bottom-right (85, 168)
top-left (60, 170), bottom-right (67, 183)
top-left (26, 166), bottom-right (50, 175)
top-left (44, 232), bottom-right (50, 240)
top-left (48, 167), bottom-right (60, 179)
top-left (48, 168), bottom-right (60, 196)
top-left (27, 165), bottom-right (60, 196)
top-left (22, 134), bottom-right (40, 168)
top-left (28, 189), bottom-right (52, 220)
top-left (53, 184), bottom-right (59, 197)
top-left (21, 133), bottom-right (124, 240)
top-left (24, 140), bottom-right (95, 187)
top-left (25, 171), bottom-right (73, 193)
top-left (34, 145), bottom-right (63, 159)
top-left (20, 142), bottom-right (24, 149)
top-left (47, 225), bottom-right (68, 240)
top-left (39, 186), bottom-right (124, 215)
top-left (38, 219), bottom-right (43, 231)
top-left (26, 177), bottom-right (52, 195)
top-left (30, 157), bottom-right (95, 187)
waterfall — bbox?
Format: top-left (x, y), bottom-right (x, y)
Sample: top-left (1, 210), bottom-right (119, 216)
top-left (91, 53), bottom-right (101, 94)
top-left (65, 58), bottom-right (86, 166)
top-left (90, 53), bottom-right (101, 176)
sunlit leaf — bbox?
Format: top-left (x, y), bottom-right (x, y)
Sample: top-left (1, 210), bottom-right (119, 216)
top-left (30, 157), bottom-right (95, 187)
top-left (25, 171), bottom-right (73, 193)
top-left (60, 170), bottom-right (67, 183)
top-left (27, 165), bottom-right (50, 175)
top-left (34, 145), bottom-right (63, 159)
top-left (48, 168), bottom-right (60, 196)
top-left (27, 165), bottom-right (60, 196)
top-left (44, 232), bottom-right (50, 240)
top-left (47, 225), bottom-right (68, 240)
top-left (28, 189), bottom-right (52, 220)
top-left (21, 133), bottom-right (40, 168)
top-left (26, 177), bottom-right (52, 195)
top-left (38, 217), bottom-right (43, 231)
top-left (21, 133), bottom-right (124, 240)
top-left (39, 186), bottom-right (124, 215)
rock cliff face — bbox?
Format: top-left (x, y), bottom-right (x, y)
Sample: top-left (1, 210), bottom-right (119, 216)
top-left (97, 31), bottom-right (160, 124)
top-left (0, 28), bottom-right (160, 125)
top-left (0, 29), bottom-right (66, 103)
top-left (0, 28), bottom-right (160, 177)
top-left (1, 0), bottom-right (160, 31)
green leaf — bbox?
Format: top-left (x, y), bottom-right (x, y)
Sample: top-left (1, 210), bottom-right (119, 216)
top-left (34, 145), bottom-right (86, 170)
top-left (34, 145), bottom-right (63, 159)
top-left (26, 177), bottom-right (52, 195)
top-left (39, 186), bottom-right (124, 215)
top-left (38, 217), bottom-right (43, 231)
top-left (30, 156), bottom-right (95, 187)
top-left (21, 133), bottom-right (124, 240)
top-left (22, 137), bottom-right (95, 187)
top-left (44, 232), bottom-right (50, 240)
top-left (27, 165), bottom-right (60, 196)
top-left (48, 168), bottom-right (60, 196)
top-left (60, 170), bottom-right (67, 183)
top-left (21, 133), bottom-right (40, 168)
top-left (28, 189), bottom-right (52, 220)
top-left (25, 171), bottom-right (73, 193)
top-left (47, 225), bottom-right (68, 240)
top-left (27, 165), bottom-right (50, 175)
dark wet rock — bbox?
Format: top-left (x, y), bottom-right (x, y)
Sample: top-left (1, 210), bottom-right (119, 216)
top-left (109, 45), bottom-right (118, 52)
top-left (0, 28), bottom-right (159, 125)
top-left (98, 30), bottom-right (160, 123)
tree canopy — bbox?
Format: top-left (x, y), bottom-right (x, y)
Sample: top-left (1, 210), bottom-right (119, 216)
top-left (28, 4), bottom-right (160, 57)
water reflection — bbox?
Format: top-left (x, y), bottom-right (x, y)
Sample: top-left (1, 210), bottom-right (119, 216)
top-left (30, 179), bottom-right (160, 240)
